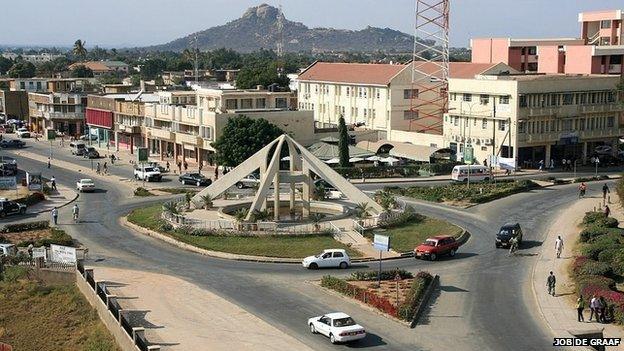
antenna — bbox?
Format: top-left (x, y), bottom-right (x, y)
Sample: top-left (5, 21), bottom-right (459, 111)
top-left (276, 4), bottom-right (285, 77)
top-left (409, 0), bottom-right (450, 135)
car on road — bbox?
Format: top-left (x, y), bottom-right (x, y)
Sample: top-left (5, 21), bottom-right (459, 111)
top-left (236, 174), bottom-right (261, 189)
top-left (70, 141), bottom-right (87, 156)
top-left (308, 312), bottom-right (366, 344)
top-left (0, 198), bottom-right (26, 218)
top-left (0, 157), bottom-right (18, 176)
top-left (495, 222), bottom-right (523, 248)
top-left (314, 179), bottom-right (344, 199)
top-left (179, 173), bottom-right (212, 186)
top-left (76, 178), bottom-right (96, 192)
top-left (0, 243), bottom-right (17, 257)
top-left (594, 145), bottom-right (613, 155)
top-left (143, 162), bottom-right (166, 173)
top-left (414, 235), bottom-right (460, 261)
top-left (83, 146), bottom-right (100, 159)
top-left (451, 165), bottom-right (491, 183)
top-left (134, 166), bottom-right (162, 182)
top-left (302, 249), bottom-right (351, 269)
top-left (0, 139), bottom-right (25, 148)
top-left (15, 127), bottom-right (30, 138)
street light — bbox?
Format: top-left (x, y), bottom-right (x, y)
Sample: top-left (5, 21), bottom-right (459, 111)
top-left (591, 157), bottom-right (600, 177)
top-left (460, 101), bottom-right (477, 189)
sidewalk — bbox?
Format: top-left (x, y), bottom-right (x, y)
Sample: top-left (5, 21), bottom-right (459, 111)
top-left (532, 195), bottom-right (624, 349)
top-left (93, 267), bottom-right (315, 351)
top-left (30, 185), bottom-right (78, 213)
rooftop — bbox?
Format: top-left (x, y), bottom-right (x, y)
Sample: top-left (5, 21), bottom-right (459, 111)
top-left (298, 62), bottom-right (406, 85)
top-left (101, 93), bottom-right (160, 103)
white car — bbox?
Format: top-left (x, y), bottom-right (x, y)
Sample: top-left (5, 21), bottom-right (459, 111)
top-left (0, 243), bottom-right (17, 257)
top-left (76, 178), bottom-right (96, 192)
top-left (302, 249), bottom-right (351, 269)
top-left (134, 166), bottom-right (162, 182)
top-left (308, 312), bottom-right (366, 344)
top-left (16, 128), bottom-right (31, 138)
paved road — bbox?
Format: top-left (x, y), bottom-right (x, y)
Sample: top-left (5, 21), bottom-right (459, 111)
top-left (1, 138), bottom-right (616, 350)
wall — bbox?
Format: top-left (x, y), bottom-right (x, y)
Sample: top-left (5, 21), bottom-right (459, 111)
top-left (471, 38), bottom-right (510, 64)
top-left (564, 46), bottom-right (599, 74)
top-left (86, 108), bottom-right (114, 129)
top-left (388, 130), bottom-right (445, 147)
top-left (0, 90), bottom-right (28, 119)
top-left (538, 46), bottom-right (565, 74)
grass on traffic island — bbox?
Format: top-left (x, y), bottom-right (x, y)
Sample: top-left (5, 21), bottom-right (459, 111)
top-left (0, 220), bottom-right (73, 248)
top-left (0, 266), bottom-right (119, 351)
top-left (386, 179), bottom-right (540, 205)
top-left (127, 203), bottom-right (360, 258)
top-left (321, 270), bottom-right (433, 322)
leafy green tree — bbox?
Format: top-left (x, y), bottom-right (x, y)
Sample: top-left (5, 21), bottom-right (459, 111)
top-left (211, 115), bottom-right (284, 167)
top-left (140, 58), bottom-right (167, 79)
top-left (98, 73), bottom-right (122, 84)
top-left (72, 39), bottom-right (88, 59)
top-left (337, 115), bottom-right (350, 167)
top-left (36, 57), bottom-right (71, 77)
top-left (0, 56), bottom-right (13, 75)
top-left (70, 65), bottom-right (94, 78)
top-left (8, 61), bottom-right (36, 78)
top-left (235, 59), bottom-right (289, 89)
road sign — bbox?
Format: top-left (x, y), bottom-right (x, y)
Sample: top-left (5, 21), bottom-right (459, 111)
top-left (46, 129), bottom-right (56, 141)
top-left (373, 234), bottom-right (390, 252)
top-left (137, 147), bottom-right (148, 163)
top-left (464, 146), bottom-right (474, 164)
top-left (0, 177), bottom-right (16, 190)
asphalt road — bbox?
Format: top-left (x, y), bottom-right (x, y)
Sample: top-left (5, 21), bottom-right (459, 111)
top-left (1, 137), bottom-right (619, 350)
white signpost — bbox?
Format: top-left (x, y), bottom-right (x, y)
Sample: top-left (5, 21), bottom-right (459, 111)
top-left (32, 246), bottom-right (47, 260)
top-left (0, 176), bottom-right (16, 190)
top-left (50, 244), bottom-right (76, 264)
top-left (373, 234), bottom-right (390, 287)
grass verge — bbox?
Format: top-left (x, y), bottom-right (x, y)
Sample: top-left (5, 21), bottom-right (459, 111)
top-left (371, 216), bottom-right (462, 253)
top-left (0, 267), bottom-right (119, 351)
top-left (127, 203), bottom-right (360, 258)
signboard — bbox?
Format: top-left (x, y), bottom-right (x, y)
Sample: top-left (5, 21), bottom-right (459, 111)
top-left (0, 176), bottom-right (16, 190)
top-left (498, 157), bottom-right (516, 170)
top-left (137, 147), bottom-right (148, 163)
top-left (26, 172), bottom-right (42, 191)
top-left (46, 129), bottom-right (56, 141)
top-left (50, 244), bottom-right (76, 264)
top-left (464, 146), bottom-right (474, 165)
top-left (32, 246), bottom-right (47, 260)
top-left (373, 234), bottom-right (390, 252)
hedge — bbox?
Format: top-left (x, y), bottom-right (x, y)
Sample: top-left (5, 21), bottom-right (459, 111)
top-left (349, 270), bottom-right (414, 281)
top-left (573, 259), bottom-right (612, 277)
top-left (0, 220), bottom-right (49, 233)
top-left (582, 211), bottom-right (619, 228)
top-left (616, 177), bottom-right (624, 206)
top-left (14, 192), bottom-right (46, 207)
top-left (397, 271), bottom-right (433, 321)
top-left (333, 165), bottom-right (422, 179)
top-left (321, 275), bottom-right (398, 317)
top-left (16, 227), bottom-right (73, 247)
top-left (579, 226), bottom-right (609, 242)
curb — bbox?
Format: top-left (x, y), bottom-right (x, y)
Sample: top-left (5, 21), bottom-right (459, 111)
top-left (33, 189), bottom-right (80, 214)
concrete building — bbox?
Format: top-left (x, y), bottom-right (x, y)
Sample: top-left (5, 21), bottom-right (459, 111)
top-left (471, 9), bottom-right (624, 75)
top-left (0, 90), bottom-right (28, 120)
top-left (1, 52), bottom-right (63, 64)
top-left (444, 73), bottom-right (623, 169)
top-left (69, 61), bottom-right (130, 77)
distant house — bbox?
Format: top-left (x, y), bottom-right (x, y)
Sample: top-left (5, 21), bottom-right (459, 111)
top-left (69, 61), bottom-right (130, 77)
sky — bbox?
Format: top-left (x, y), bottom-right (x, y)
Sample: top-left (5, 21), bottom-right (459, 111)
top-left (1, 0), bottom-right (623, 48)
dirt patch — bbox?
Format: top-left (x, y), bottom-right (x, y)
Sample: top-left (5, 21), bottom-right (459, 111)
top-left (1, 229), bottom-right (51, 245)
top-left (350, 279), bottom-right (414, 307)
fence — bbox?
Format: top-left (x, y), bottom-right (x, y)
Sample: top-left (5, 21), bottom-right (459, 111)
top-left (76, 260), bottom-right (160, 351)
top-left (352, 210), bottom-right (405, 233)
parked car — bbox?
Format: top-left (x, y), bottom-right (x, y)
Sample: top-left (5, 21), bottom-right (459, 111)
top-left (0, 124), bottom-right (14, 133)
top-left (76, 178), bottom-right (96, 192)
top-left (144, 162), bottom-right (166, 173)
top-left (82, 146), bottom-right (100, 159)
top-left (15, 127), bottom-right (30, 138)
top-left (302, 249), bottom-right (351, 269)
top-left (0, 157), bottom-right (18, 176)
top-left (236, 174), bottom-right (261, 189)
top-left (495, 222), bottom-right (523, 248)
top-left (308, 312), bottom-right (366, 344)
top-left (0, 198), bottom-right (26, 218)
top-left (69, 141), bottom-right (87, 156)
top-left (0, 139), bottom-right (25, 148)
top-left (314, 179), bottom-right (344, 199)
top-left (0, 243), bottom-right (17, 257)
top-left (79, 134), bottom-right (98, 141)
top-left (594, 145), bottom-right (613, 155)
top-left (414, 235), bottom-right (460, 261)
top-left (134, 166), bottom-right (162, 182)
top-left (179, 173), bottom-right (212, 186)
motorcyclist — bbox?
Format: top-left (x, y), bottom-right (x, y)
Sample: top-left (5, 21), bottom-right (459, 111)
top-left (72, 204), bottom-right (79, 222)
top-left (578, 182), bottom-right (587, 199)
top-left (509, 236), bottom-right (519, 256)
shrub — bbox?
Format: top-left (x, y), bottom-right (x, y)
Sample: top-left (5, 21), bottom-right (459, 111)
top-left (1, 265), bottom-right (30, 282)
top-left (1, 220), bottom-right (49, 233)
top-left (321, 275), bottom-right (398, 317)
top-left (159, 222), bottom-right (173, 232)
top-left (616, 177), bottom-right (624, 206)
top-left (14, 192), bottom-right (46, 206)
top-left (574, 259), bottom-right (612, 276)
top-left (175, 225), bottom-right (194, 236)
top-left (579, 234), bottom-right (624, 260)
top-left (583, 211), bottom-right (618, 228)
top-left (576, 275), bottom-right (616, 292)
top-left (133, 187), bottom-right (153, 197)
top-left (612, 251), bottom-right (624, 276)
top-left (397, 271), bottom-right (434, 321)
top-left (580, 226), bottom-right (609, 242)
top-left (18, 227), bottom-right (73, 247)
top-left (349, 269), bottom-right (414, 281)
top-left (190, 228), bottom-right (217, 236)
top-left (597, 248), bottom-right (622, 264)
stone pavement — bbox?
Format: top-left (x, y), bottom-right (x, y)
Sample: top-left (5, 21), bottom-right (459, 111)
top-left (29, 184), bottom-right (78, 214)
top-left (532, 193), bottom-right (624, 349)
top-left (94, 267), bottom-right (315, 351)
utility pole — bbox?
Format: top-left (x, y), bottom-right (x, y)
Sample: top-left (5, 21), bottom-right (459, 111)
top-left (194, 35), bottom-right (199, 86)
top-left (276, 5), bottom-right (285, 77)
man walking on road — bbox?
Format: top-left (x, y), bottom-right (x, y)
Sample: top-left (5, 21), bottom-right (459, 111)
top-left (555, 236), bottom-right (564, 258)
top-left (576, 295), bottom-right (585, 322)
top-left (589, 295), bottom-right (598, 321)
top-left (50, 176), bottom-right (57, 191)
top-left (602, 184), bottom-right (610, 202)
top-left (51, 207), bottom-right (58, 225)
top-left (47, 157), bottom-right (51, 169)
top-left (547, 271), bottom-right (556, 296)
top-left (72, 204), bottom-right (79, 222)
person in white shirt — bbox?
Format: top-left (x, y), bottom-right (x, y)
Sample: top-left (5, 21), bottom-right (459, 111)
top-left (589, 296), bottom-right (598, 321)
top-left (555, 236), bottom-right (564, 258)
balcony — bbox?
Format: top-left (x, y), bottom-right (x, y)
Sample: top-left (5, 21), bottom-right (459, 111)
top-left (518, 128), bottom-right (624, 144)
top-left (175, 132), bottom-right (201, 146)
top-left (43, 111), bottom-right (85, 120)
top-left (607, 64), bottom-right (622, 74)
top-left (116, 124), bottom-right (142, 134)
top-left (519, 104), bottom-right (622, 118)
top-left (146, 127), bottom-right (174, 141)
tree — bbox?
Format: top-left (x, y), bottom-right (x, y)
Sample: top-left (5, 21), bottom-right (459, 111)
top-left (70, 65), bottom-right (94, 78)
top-left (140, 58), bottom-right (167, 79)
top-left (72, 39), bottom-right (87, 59)
top-left (211, 115), bottom-right (284, 167)
top-left (0, 57), bottom-right (13, 75)
top-left (235, 59), bottom-right (289, 89)
top-left (200, 194), bottom-right (214, 210)
top-left (8, 61), bottom-right (36, 78)
top-left (36, 57), bottom-right (71, 77)
top-left (354, 202), bottom-right (371, 219)
top-left (337, 115), bottom-right (350, 167)
top-left (98, 73), bottom-right (122, 84)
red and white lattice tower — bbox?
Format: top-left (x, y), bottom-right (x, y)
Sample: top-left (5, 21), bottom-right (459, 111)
top-left (409, 0), bottom-right (449, 134)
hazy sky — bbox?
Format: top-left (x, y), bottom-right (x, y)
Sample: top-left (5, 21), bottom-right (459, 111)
top-left (2, 0), bottom-right (622, 48)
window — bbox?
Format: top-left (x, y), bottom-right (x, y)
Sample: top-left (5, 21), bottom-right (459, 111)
top-left (562, 119), bottom-right (573, 131)
top-left (579, 93), bottom-right (587, 105)
top-left (225, 99), bottom-right (238, 109)
top-left (20, 82), bottom-right (25, 90)
top-left (333, 252), bottom-right (344, 258)
top-left (358, 88), bottom-right (363, 98)
top-left (579, 118), bottom-right (585, 131)
top-left (240, 99), bottom-right (253, 109)
top-left (518, 121), bottom-right (526, 133)
top-left (36, 82), bottom-right (42, 90)
top-left (527, 62), bottom-right (538, 71)
top-left (346, 87), bottom-right (350, 97)
top-left (376, 89), bottom-right (380, 99)
top-left (607, 116), bottom-right (615, 128)
top-left (453, 116), bottom-right (459, 126)
top-left (519, 95), bottom-right (527, 107)
top-left (473, 118), bottom-right (477, 126)
top-left (498, 120), bottom-right (507, 131)
top-left (450, 93), bottom-right (457, 101)
top-left (463, 94), bottom-right (472, 102)
top-left (256, 98), bottom-right (266, 109)
top-left (480, 94), bottom-right (489, 104)
top-left (607, 92), bottom-right (615, 103)
top-left (562, 94), bottom-right (573, 105)
top-left (527, 47), bottom-right (537, 55)
top-left (275, 98), bottom-right (287, 109)
top-left (482, 118), bottom-right (488, 129)
top-left (499, 96), bottom-right (510, 104)
top-left (362, 88), bottom-right (367, 98)
top-left (404, 110), bottom-right (418, 120)
top-left (404, 89), bottom-right (419, 99)
top-left (600, 20), bottom-right (611, 29)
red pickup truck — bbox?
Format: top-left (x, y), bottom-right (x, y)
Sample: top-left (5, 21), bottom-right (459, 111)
top-left (414, 235), bottom-right (460, 261)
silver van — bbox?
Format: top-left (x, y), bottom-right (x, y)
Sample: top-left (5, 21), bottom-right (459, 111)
top-left (70, 141), bottom-right (87, 156)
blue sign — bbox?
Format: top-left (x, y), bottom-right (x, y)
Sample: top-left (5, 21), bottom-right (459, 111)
top-left (373, 234), bottom-right (390, 252)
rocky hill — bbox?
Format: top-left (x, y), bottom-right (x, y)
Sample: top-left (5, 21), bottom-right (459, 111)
top-left (149, 4), bottom-right (418, 53)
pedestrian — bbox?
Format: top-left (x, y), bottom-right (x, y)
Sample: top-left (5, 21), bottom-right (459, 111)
top-left (214, 166), bottom-right (219, 180)
top-left (604, 205), bottom-right (610, 218)
top-left (103, 162), bottom-right (108, 174)
top-left (51, 207), bottom-right (59, 225)
top-left (483, 158), bottom-right (488, 167)
top-left (50, 176), bottom-right (57, 191)
top-left (538, 159), bottom-right (544, 171)
top-left (602, 184), bottom-right (610, 201)
top-left (599, 296), bottom-right (607, 323)
top-left (47, 157), bottom-right (51, 169)
top-left (183, 161), bottom-right (188, 171)
top-left (166, 161), bottom-right (170, 172)
top-left (576, 295), bottom-right (585, 322)
top-left (555, 235), bottom-right (564, 258)
top-left (550, 159), bottom-right (555, 170)
top-left (198, 162), bottom-right (203, 174)
top-left (110, 154), bottom-right (115, 165)
top-left (177, 161), bottom-right (182, 174)
top-left (589, 295), bottom-right (598, 321)
top-left (578, 182), bottom-right (587, 199)
top-left (547, 271), bottom-right (556, 296)
top-left (72, 203), bottom-right (79, 222)
top-left (562, 158), bottom-right (567, 170)
top-left (96, 162), bottom-right (101, 174)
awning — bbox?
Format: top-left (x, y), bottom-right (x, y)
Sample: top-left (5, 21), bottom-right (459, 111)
top-left (308, 141), bottom-right (374, 161)
top-left (356, 140), bottom-right (448, 162)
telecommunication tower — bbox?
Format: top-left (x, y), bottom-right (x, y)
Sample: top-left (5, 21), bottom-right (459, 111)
top-left (409, 0), bottom-right (450, 134)
top-left (276, 5), bottom-right (285, 77)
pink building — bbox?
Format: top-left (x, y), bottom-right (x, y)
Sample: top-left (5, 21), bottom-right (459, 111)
top-left (471, 9), bottom-right (623, 75)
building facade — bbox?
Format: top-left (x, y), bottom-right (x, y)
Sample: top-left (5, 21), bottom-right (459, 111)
top-left (0, 90), bottom-right (28, 120)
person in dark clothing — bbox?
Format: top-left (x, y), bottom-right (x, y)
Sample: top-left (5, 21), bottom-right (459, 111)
top-left (166, 161), bottom-right (170, 172)
top-left (605, 205), bottom-right (611, 218)
top-left (214, 166), bottom-right (219, 180)
top-left (547, 271), bottom-right (556, 296)
top-left (177, 161), bottom-right (182, 174)
top-left (183, 161), bottom-right (188, 171)
top-left (599, 296), bottom-right (607, 323)
top-left (602, 184), bottom-right (610, 201)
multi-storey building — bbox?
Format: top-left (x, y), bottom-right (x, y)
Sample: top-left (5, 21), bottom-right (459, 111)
top-left (471, 9), bottom-right (624, 74)
top-left (69, 61), bottom-right (130, 78)
top-left (0, 90), bottom-right (28, 120)
top-left (444, 73), bottom-right (623, 168)
top-left (1, 52), bottom-right (63, 64)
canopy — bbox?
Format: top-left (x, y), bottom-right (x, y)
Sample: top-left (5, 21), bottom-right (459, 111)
top-left (357, 140), bottom-right (450, 162)
top-left (308, 141), bottom-right (375, 161)
top-left (366, 155), bottom-right (384, 161)
top-left (349, 157), bottom-right (366, 163)
top-left (324, 157), bottom-right (340, 164)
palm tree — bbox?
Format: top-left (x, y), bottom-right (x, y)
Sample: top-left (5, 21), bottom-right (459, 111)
top-left (162, 201), bottom-right (178, 215)
top-left (234, 208), bottom-right (249, 231)
top-left (200, 194), bottom-right (213, 210)
top-left (309, 213), bottom-right (326, 232)
top-left (354, 202), bottom-right (371, 219)
top-left (72, 39), bottom-right (87, 60)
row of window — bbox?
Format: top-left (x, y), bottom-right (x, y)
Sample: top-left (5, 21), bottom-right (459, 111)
top-left (447, 115), bottom-right (506, 130)
top-left (518, 116), bottom-right (615, 134)
top-left (145, 117), bottom-right (214, 140)
top-left (301, 83), bottom-right (385, 100)
top-left (518, 91), bottom-right (616, 108)
top-left (450, 93), bottom-right (510, 105)
top-left (224, 97), bottom-right (286, 110)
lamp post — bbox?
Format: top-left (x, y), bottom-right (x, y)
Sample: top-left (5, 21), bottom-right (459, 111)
top-left (461, 101), bottom-right (477, 189)
top-left (591, 157), bottom-right (600, 177)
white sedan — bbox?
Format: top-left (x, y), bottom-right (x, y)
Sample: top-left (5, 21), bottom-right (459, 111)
top-left (302, 249), bottom-right (351, 269)
top-left (308, 312), bottom-right (366, 344)
top-left (76, 178), bottom-right (96, 192)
